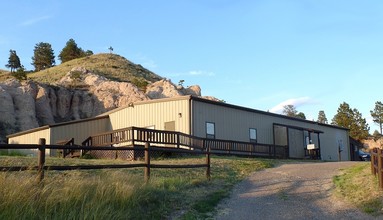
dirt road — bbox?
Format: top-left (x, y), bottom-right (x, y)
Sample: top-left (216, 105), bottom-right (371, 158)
top-left (215, 161), bottom-right (375, 220)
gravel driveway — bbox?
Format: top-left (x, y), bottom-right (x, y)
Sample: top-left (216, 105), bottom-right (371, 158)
top-left (215, 161), bottom-right (375, 220)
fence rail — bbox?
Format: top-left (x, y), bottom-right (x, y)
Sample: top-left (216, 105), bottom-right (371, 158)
top-left (0, 127), bottom-right (288, 183)
top-left (0, 139), bottom-right (211, 183)
top-left (371, 148), bottom-right (383, 190)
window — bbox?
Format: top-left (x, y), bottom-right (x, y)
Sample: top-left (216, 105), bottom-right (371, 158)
top-left (249, 128), bottom-right (257, 143)
top-left (206, 122), bottom-right (215, 139)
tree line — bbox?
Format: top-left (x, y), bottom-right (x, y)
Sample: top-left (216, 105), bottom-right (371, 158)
top-left (3, 39), bottom-right (93, 80)
top-left (282, 101), bottom-right (383, 141)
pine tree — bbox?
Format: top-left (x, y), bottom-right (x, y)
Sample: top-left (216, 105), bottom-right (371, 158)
top-left (371, 101), bottom-right (383, 134)
top-left (58, 39), bottom-right (85, 63)
top-left (282, 105), bottom-right (306, 119)
top-left (31, 42), bottom-right (55, 71)
top-left (317, 110), bottom-right (328, 124)
top-left (332, 102), bottom-right (369, 141)
top-left (5, 50), bottom-right (21, 72)
top-left (13, 65), bottom-right (27, 81)
top-left (283, 105), bottom-right (298, 117)
top-left (108, 46), bottom-right (113, 54)
top-left (296, 112), bottom-right (306, 119)
top-left (85, 50), bottom-right (93, 56)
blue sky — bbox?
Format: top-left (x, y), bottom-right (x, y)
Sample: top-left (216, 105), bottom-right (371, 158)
top-left (1, 0), bottom-right (382, 133)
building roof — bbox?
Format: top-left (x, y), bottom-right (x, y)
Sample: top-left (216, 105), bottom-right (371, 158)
top-left (7, 95), bottom-right (348, 139)
top-left (6, 115), bottom-right (109, 138)
top-left (188, 96), bottom-right (348, 131)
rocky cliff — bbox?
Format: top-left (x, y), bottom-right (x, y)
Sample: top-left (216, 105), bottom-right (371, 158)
top-left (0, 67), bottom-right (207, 141)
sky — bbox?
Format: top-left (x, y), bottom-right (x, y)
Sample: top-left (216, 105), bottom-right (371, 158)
top-left (0, 0), bottom-right (382, 133)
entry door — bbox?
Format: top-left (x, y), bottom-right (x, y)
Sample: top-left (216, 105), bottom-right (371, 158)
top-left (288, 129), bottom-right (305, 158)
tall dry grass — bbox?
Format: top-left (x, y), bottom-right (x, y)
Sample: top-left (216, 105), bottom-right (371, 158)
top-left (0, 156), bottom-right (274, 219)
top-left (0, 170), bottom-right (176, 219)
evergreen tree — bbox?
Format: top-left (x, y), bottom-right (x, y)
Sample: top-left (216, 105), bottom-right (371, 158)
top-left (31, 42), bottom-right (55, 71)
top-left (85, 50), bottom-right (93, 56)
top-left (13, 65), bottom-right (27, 81)
top-left (296, 112), bottom-right (306, 119)
top-left (283, 105), bottom-right (298, 117)
top-left (332, 102), bottom-right (369, 141)
top-left (108, 46), bottom-right (113, 54)
top-left (282, 105), bottom-right (306, 119)
top-left (5, 50), bottom-right (21, 72)
top-left (370, 101), bottom-right (383, 134)
top-left (58, 39), bottom-right (85, 63)
top-left (317, 110), bottom-right (328, 124)
top-left (373, 130), bottom-right (381, 141)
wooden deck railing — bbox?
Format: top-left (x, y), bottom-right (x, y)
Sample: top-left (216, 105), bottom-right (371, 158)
top-left (81, 127), bottom-right (288, 158)
top-left (56, 138), bottom-right (76, 158)
top-left (371, 148), bottom-right (383, 190)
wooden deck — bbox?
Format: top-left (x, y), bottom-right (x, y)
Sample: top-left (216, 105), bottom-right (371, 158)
top-left (81, 127), bottom-right (288, 159)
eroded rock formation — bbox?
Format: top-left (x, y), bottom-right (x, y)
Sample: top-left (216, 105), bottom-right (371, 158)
top-left (0, 67), bottom-right (217, 141)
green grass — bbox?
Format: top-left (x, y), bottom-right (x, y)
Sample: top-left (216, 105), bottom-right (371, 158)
top-left (0, 150), bottom-right (26, 156)
top-left (0, 155), bottom-right (274, 219)
top-left (27, 53), bottom-right (161, 84)
top-left (333, 163), bottom-right (383, 216)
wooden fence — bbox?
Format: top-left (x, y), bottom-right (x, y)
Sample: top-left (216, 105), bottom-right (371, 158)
top-left (0, 138), bottom-right (211, 183)
top-left (0, 127), bottom-right (288, 183)
top-left (371, 148), bottom-right (383, 190)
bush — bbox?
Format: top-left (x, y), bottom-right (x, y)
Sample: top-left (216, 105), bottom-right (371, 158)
top-left (13, 66), bottom-right (27, 81)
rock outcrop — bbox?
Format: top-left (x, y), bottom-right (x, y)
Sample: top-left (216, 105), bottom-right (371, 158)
top-left (0, 67), bottom-right (219, 141)
top-left (145, 79), bottom-right (202, 99)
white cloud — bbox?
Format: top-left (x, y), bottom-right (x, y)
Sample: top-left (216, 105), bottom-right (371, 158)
top-left (189, 70), bottom-right (215, 76)
top-left (20, 15), bottom-right (51, 26)
top-left (269, 97), bottom-right (313, 113)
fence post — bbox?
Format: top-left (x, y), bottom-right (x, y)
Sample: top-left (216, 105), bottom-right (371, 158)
top-left (378, 149), bottom-right (383, 190)
top-left (38, 138), bottom-right (46, 183)
top-left (206, 145), bottom-right (211, 181)
top-left (371, 148), bottom-right (376, 175)
top-left (144, 142), bottom-right (150, 183)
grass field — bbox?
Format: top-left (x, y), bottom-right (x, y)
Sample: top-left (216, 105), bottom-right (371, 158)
top-left (333, 162), bottom-right (383, 216)
top-left (27, 53), bottom-right (161, 84)
top-left (0, 155), bottom-right (274, 219)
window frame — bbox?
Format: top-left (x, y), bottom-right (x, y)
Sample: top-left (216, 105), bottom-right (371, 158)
top-left (206, 122), bottom-right (215, 139)
top-left (249, 128), bottom-right (257, 143)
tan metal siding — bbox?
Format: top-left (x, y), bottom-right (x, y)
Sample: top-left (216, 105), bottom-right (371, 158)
top-left (192, 100), bottom-right (350, 161)
top-left (7, 128), bottom-right (51, 156)
top-left (192, 101), bottom-right (274, 142)
top-left (109, 99), bottom-right (190, 134)
top-left (50, 117), bottom-right (111, 145)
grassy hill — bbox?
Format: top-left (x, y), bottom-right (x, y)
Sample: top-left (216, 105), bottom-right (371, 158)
top-left (0, 69), bottom-right (12, 81)
top-left (26, 53), bottom-right (162, 84)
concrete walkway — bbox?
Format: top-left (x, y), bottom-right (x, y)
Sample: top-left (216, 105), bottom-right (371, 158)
top-left (215, 161), bottom-right (375, 220)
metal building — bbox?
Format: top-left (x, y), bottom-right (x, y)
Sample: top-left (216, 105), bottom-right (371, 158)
top-left (7, 96), bottom-right (350, 161)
